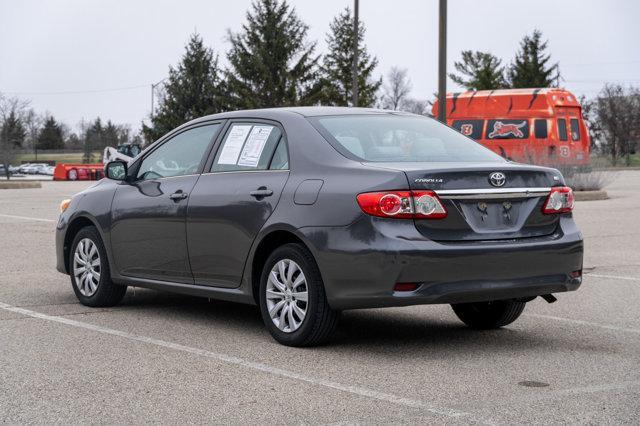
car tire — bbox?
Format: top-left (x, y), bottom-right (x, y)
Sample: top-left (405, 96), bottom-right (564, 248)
top-left (67, 169), bottom-right (78, 181)
top-left (69, 226), bottom-right (127, 307)
top-left (451, 300), bottom-right (526, 329)
top-left (259, 243), bottom-right (339, 347)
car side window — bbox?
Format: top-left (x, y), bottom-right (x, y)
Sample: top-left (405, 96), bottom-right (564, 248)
top-left (269, 138), bottom-right (289, 170)
top-left (137, 124), bottom-right (220, 181)
top-left (211, 123), bottom-right (282, 172)
top-left (557, 119), bottom-right (568, 141)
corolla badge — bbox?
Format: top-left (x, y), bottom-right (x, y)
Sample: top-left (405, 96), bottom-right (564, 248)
top-left (414, 178), bottom-right (444, 184)
top-left (489, 172), bottom-right (506, 187)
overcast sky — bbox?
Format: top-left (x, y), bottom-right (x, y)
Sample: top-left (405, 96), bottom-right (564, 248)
top-left (1, 0), bottom-right (638, 133)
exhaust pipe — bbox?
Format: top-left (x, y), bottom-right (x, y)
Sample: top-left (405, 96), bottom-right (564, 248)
top-left (541, 294), bottom-right (557, 304)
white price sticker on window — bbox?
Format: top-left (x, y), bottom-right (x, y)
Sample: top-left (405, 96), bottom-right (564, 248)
top-left (237, 126), bottom-right (273, 167)
top-left (217, 125), bottom-right (252, 165)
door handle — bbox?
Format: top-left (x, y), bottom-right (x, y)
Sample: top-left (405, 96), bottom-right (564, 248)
top-left (250, 187), bottom-right (273, 198)
top-left (169, 191), bottom-right (188, 201)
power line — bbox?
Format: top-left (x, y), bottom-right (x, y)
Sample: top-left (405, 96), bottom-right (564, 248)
top-left (2, 84), bottom-right (151, 96)
top-left (562, 60), bottom-right (640, 67)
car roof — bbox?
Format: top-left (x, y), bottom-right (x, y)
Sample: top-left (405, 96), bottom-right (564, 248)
top-left (189, 106), bottom-right (415, 123)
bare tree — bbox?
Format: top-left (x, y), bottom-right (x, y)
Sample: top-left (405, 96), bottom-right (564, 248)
top-left (23, 109), bottom-right (43, 159)
top-left (595, 84), bottom-right (640, 166)
top-left (382, 67), bottom-right (412, 110)
top-left (401, 98), bottom-right (429, 115)
top-left (0, 94), bottom-right (29, 180)
top-left (578, 95), bottom-right (601, 154)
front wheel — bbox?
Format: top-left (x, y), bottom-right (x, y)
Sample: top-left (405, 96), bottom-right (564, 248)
top-left (259, 243), bottom-right (339, 347)
top-left (451, 300), bottom-right (526, 329)
top-left (70, 226), bottom-right (127, 307)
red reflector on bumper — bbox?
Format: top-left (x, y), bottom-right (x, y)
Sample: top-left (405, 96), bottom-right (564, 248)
top-left (394, 283), bottom-right (419, 292)
top-left (570, 270), bottom-right (582, 278)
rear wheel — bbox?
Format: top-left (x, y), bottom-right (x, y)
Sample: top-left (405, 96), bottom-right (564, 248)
top-left (451, 300), bottom-right (526, 329)
top-left (67, 169), bottom-right (78, 181)
top-left (70, 226), bottom-right (126, 307)
top-left (259, 243), bottom-right (339, 347)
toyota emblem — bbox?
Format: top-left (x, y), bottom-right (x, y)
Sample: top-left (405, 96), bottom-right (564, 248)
top-left (489, 172), bottom-right (506, 187)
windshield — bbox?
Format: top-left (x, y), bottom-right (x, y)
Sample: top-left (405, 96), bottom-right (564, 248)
top-left (314, 115), bottom-right (505, 163)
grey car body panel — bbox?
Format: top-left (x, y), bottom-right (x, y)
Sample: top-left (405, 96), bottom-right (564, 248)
top-left (56, 107), bottom-right (583, 310)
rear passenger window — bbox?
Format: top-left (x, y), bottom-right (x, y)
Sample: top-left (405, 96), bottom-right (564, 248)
top-left (570, 118), bottom-right (581, 141)
top-left (211, 123), bottom-right (282, 172)
top-left (557, 119), bottom-right (568, 141)
top-left (269, 139), bottom-right (289, 170)
top-left (534, 119), bottom-right (548, 139)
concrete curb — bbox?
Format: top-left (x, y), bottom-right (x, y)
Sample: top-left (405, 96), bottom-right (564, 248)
top-left (574, 190), bottom-right (608, 201)
top-left (0, 181), bottom-right (42, 189)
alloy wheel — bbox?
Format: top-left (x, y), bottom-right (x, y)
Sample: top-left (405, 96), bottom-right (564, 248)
top-left (266, 259), bottom-right (308, 333)
top-left (73, 238), bottom-right (101, 297)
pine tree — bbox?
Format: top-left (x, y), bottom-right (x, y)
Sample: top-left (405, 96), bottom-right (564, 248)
top-left (449, 51), bottom-right (507, 91)
top-left (320, 7), bottom-right (381, 107)
top-left (82, 118), bottom-right (103, 163)
top-left (507, 30), bottom-right (560, 88)
top-left (143, 33), bottom-right (225, 141)
top-left (1, 110), bottom-right (26, 148)
top-left (226, 0), bottom-right (322, 109)
top-left (103, 120), bottom-right (120, 149)
top-left (37, 116), bottom-right (64, 149)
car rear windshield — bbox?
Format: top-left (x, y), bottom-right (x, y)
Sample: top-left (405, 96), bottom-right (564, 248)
top-left (313, 115), bottom-right (504, 162)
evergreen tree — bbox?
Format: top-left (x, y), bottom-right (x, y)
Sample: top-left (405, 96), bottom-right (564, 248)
top-left (450, 51), bottom-right (508, 91)
top-left (143, 33), bottom-right (225, 141)
top-left (507, 29), bottom-right (560, 88)
top-left (226, 0), bottom-right (322, 109)
top-left (80, 118), bottom-right (102, 163)
top-left (103, 120), bottom-right (120, 149)
top-left (320, 7), bottom-right (381, 107)
top-left (1, 110), bottom-right (26, 148)
top-left (37, 116), bottom-right (64, 149)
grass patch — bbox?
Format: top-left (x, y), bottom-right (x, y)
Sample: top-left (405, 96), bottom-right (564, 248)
top-left (591, 154), bottom-right (640, 168)
top-left (15, 151), bottom-right (102, 165)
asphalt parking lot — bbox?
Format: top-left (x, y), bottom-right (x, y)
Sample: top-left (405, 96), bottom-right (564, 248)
top-left (0, 172), bottom-right (639, 424)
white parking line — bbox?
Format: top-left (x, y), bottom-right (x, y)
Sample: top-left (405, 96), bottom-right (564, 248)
top-left (587, 273), bottom-right (640, 282)
top-left (0, 301), bottom-right (474, 421)
top-left (0, 213), bottom-right (56, 223)
top-left (527, 313), bottom-right (640, 335)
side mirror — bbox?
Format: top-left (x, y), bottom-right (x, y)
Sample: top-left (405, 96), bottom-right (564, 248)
top-left (105, 161), bottom-right (127, 181)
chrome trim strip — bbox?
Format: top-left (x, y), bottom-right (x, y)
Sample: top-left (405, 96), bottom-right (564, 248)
top-left (435, 187), bottom-right (551, 200)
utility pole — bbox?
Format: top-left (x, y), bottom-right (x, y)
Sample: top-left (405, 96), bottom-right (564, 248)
top-left (437, 0), bottom-right (447, 123)
top-left (150, 79), bottom-right (166, 118)
top-left (351, 0), bottom-right (359, 107)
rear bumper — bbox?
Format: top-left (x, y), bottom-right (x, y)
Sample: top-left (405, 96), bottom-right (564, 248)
top-left (299, 215), bottom-right (583, 310)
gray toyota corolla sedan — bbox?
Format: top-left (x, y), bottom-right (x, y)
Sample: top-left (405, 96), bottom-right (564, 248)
top-left (56, 107), bottom-right (583, 346)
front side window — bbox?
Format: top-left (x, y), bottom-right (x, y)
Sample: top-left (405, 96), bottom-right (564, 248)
top-left (534, 119), bottom-right (548, 139)
top-left (570, 118), bottom-right (581, 141)
top-left (211, 123), bottom-right (282, 172)
top-left (557, 119), bottom-right (568, 141)
top-left (313, 115), bottom-right (504, 163)
top-left (136, 124), bottom-right (220, 181)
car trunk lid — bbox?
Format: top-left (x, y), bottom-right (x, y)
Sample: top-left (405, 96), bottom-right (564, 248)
top-left (364, 162), bottom-right (563, 242)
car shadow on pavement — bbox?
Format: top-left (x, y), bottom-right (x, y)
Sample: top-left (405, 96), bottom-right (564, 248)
top-left (112, 288), bottom-right (614, 356)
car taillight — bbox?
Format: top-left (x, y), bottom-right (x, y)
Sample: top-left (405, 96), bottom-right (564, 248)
top-left (356, 190), bottom-right (447, 219)
top-left (542, 186), bottom-right (574, 214)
